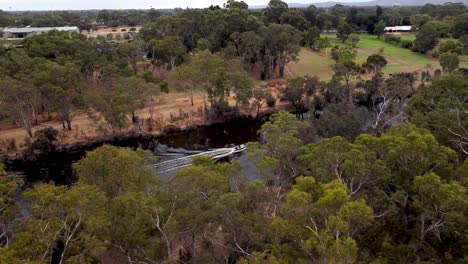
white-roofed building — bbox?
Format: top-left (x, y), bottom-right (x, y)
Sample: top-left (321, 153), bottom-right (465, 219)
top-left (3, 26), bottom-right (80, 39)
top-left (384, 26), bottom-right (413, 32)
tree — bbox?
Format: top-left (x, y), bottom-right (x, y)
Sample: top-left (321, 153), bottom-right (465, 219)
top-left (116, 41), bottom-right (145, 74)
top-left (264, 0), bottom-right (288, 24)
top-left (439, 39), bottom-right (464, 54)
top-left (299, 136), bottom-right (387, 196)
top-left (269, 177), bottom-right (373, 263)
top-left (439, 52), bottom-right (459, 73)
top-left (230, 31), bottom-right (263, 72)
top-left (313, 103), bottom-right (372, 141)
top-left (225, 0), bottom-right (249, 9)
top-left (259, 24), bottom-right (302, 79)
top-left (0, 164), bottom-right (21, 249)
top-left (331, 47), bottom-right (361, 101)
top-left (174, 50), bottom-right (252, 112)
top-left (173, 64), bottom-right (197, 106)
top-left (337, 21), bottom-right (353, 43)
top-left (348, 33), bottom-right (360, 48)
top-left (33, 61), bottom-right (84, 130)
top-left (0, 77), bottom-right (39, 137)
top-left (355, 124), bottom-right (457, 185)
top-left (75, 145), bottom-right (171, 262)
top-left (364, 54), bottom-right (388, 74)
top-left (153, 36), bottom-right (186, 71)
top-left (376, 5), bottom-right (383, 18)
top-left (374, 19), bottom-right (385, 39)
top-left (280, 10), bottom-right (310, 31)
top-left (313, 37), bottom-right (331, 53)
top-left (87, 76), bottom-right (156, 132)
top-left (412, 173), bottom-right (467, 242)
top-left (74, 145), bottom-right (158, 200)
top-left (370, 72), bottom-right (415, 132)
top-left (410, 14), bottom-right (432, 29)
top-left (409, 74), bottom-right (468, 156)
top-left (414, 23), bottom-right (439, 53)
top-left (6, 183), bottom-right (107, 264)
top-left (282, 75), bottom-right (319, 112)
top-left (172, 51), bottom-right (221, 112)
top-left (169, 157), bottom-right (236, 260)
top-left (304, 26), bottom-right (320, 49)
top-left (251, 89), bottom-right (267, 118)
top-left (450, 13), bottom-right (468, 38)
top-left (248, 111), bottom-right (303, 190)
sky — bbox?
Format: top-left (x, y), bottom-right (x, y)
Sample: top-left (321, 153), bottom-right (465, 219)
top-left (0, 0), bottom-right (363, 11)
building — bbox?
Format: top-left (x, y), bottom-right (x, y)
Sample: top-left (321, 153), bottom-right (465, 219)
top-left (384, 26), bottom-right (413, 32)
top-left (3, 26), bottom-right (80, 39)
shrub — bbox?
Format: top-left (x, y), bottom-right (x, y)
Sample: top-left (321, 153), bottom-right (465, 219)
top-left (130, 27), bottom-right (137, 32)
top-left (121, 28), bottom-right (127, 32)
top-left (400, 40), bottom-right (414, 49)
top-left (384, 34), bottom-right (401, 45)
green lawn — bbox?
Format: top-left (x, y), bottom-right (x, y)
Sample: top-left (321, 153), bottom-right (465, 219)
top-left (400, 35), bottom-right (416, 41)
top-left (289, 33), bottom-right (468, 81)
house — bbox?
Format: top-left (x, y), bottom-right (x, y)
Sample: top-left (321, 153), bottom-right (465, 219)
top-left (384, 26), bottom-right (413, 32)
top-left (3, 26), bottom-right (80, 39)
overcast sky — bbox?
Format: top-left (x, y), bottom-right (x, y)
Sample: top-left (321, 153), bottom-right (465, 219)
top-left (0, 0), bottom-right (363, 11)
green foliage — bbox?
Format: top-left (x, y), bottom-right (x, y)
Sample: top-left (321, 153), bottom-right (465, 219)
top-left (439, 52), bottom-right (460, 73)
top-left (374, 19), bottom-right (385, 39)
top-left (304, 26), bottom-right (320, 48)
top-left (248, 111), bottom-right (303, 184)
top-left (173, 50), bottom-right (253, 111)
top-left (409, 74), bottom-right (468, 156)
top-left (450, 13), bottom-right (468, 38)
top-left (264, 0), bottom-right (289, 24)
top-left (300, 136), bottom-right (388, 195)
top-left (74, 145), bottom-right (158, 199)
top-left (87, 76), bottom-right (158, 131)
top-left (439, 39), bottom-right (464, 54)
top-left (337, 21), bottom-right (354, 43)
top-left (280, 9), bottom-right (310, 31)
top-left (6, 183), bottom-right (107, 263)
top-left (270, 177), bottom-right (372, 263)
top-left (364, 54), bottom-right (388, 73)
top-left (282, 75), bottom-right (319, 112)
top-left (414, 22), bottom-right (440, 53)
top-left (152, 36), bottom-right (186, 69)
top-left (347, 33), bottom-right (360, 47)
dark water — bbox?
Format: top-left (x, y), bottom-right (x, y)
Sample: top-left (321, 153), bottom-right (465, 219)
top-left (6, 118), bottom-right (264, 185)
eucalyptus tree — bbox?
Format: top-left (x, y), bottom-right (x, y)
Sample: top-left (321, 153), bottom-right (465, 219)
top-left (33, 61), bottom-right (85, 130)
top-left (409, 74), bottom-right (468, 156)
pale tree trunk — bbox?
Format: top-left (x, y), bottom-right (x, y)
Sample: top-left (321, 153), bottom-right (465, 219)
top-left (59, 214), bottom-right (82, 264)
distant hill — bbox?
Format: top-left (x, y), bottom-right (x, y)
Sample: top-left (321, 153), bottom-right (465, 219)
top-left (251, 0), bottom-right (468, 8)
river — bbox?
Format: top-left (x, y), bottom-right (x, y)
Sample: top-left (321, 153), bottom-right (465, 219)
top-left (6, 117), bottom-right (264, 185)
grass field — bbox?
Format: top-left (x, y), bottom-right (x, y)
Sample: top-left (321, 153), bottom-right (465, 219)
top-left (288, 33), bottom-right (468, 80)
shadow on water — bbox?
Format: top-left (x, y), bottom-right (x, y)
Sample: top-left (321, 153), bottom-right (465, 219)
top-left (6, 118), bottom-right (264, 185)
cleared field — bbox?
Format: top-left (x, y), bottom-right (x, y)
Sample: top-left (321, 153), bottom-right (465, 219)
top-left (289, 33), bottom-right (468, 80)
top-left (287, 49), bottom-right (335, 80)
